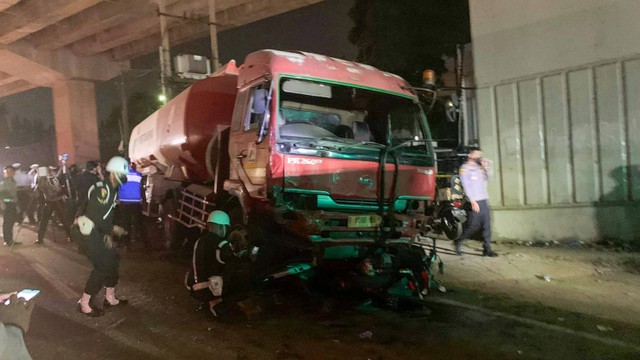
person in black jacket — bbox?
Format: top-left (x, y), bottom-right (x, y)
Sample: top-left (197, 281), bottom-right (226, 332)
top-left (77, 156), bottom-right (130, 317)
top-left (35, 167), bottom-right (71, 244)
top-left (185, 210), bottom-right (238, 317)
top-left (75, 161), bottom-right (101, 205)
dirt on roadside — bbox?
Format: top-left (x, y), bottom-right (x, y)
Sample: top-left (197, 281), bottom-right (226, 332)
top-left (431, 238), bottom-right (640, 326)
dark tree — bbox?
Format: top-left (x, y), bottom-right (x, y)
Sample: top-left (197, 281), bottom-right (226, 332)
top-left (349, 0), bottom-right (470, 85)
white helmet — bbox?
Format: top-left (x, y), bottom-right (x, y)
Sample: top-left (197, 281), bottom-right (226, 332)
top-left (105, 156), bottom-right (129, 175)
top-left (207, 210), bottom-right (230, 226)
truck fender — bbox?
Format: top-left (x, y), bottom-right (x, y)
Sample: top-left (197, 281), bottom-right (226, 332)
top-left (223, 179), bottom-right (252, 224)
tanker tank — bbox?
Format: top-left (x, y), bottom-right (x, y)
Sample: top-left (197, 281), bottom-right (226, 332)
top-left (129, 62), bottom-right (239, 183)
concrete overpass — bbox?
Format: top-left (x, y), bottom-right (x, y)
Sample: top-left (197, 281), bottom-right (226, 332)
top-left (0, 0), bottom-right (323, 165)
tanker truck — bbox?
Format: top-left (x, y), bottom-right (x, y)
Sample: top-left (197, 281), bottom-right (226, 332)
top-left (129, 49), bottom-right (441, 301)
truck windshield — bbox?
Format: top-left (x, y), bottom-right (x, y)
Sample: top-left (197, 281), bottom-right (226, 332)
top-left (277, 78), bottom-right (432, 153)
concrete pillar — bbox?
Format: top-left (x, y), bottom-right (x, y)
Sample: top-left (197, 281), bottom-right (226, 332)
top-left (52, 80), bottom-right (100, 166)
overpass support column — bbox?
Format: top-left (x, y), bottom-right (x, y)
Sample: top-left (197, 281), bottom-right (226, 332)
top-left (52, 80), bottom-right (100, 166)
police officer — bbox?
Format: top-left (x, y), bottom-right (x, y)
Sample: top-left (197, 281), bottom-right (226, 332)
top-left (454, 147), bottom-right (498, 257)
top-left (25, 164), bottom-right (39, 224)
top-left (0, 166), bottom-right (20, 246)
top-left (78, 156), bottom-right (130, 317)
top-left (35, 166), bottom-right (71, 245)
top-left (12, 163), bottom-right (32, 225)
top-left (185, 210), bottom-right (238, 317)
top-left (116, 162), bottom-right (143, 244)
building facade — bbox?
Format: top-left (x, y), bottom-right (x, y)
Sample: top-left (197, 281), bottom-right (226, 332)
top-left (469, 0), bottom-right (640, 243)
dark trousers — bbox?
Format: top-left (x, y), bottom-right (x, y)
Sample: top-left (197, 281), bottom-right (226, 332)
top-left (2, 203), bottom-right (17, 244)
top-left (457, 199), bottom-right (492, 251)
top-left (116, 203), bottom-right (142, 243)
top-left (84, 233), bottom-right (120, 296)
top-left (16, 189), bottom-right (35, 224)
top-left (38, 200), bottom-right (71, 242)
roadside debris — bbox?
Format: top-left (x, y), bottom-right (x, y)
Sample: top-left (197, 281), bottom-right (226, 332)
top-left (596, 325), bottom-right (613, 332)
top-left (358, 330), bottom-right (373, 339)
top-left (535, 274), bottom-right (552, 282)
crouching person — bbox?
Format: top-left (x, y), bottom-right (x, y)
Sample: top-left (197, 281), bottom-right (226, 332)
top-left (185, 210), bottom-right (238, 317)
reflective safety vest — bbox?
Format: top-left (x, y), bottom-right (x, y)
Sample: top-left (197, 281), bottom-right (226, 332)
top-left (117, 169), bottom-right (143, 203)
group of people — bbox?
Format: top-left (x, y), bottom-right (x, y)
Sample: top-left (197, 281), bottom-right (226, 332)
top-left (0, 161), bottom-right (98, 247)
top-left (0, 158), bottom-right (143, 248)
top-left (0, 155), bottom-right (143, 319)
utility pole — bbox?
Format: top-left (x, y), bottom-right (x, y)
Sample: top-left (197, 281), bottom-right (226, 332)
top-left (158, 0), bottom-right (172, 101)
top-left (119, 68), bottom-right (130, 156)
top-left (455, 43), bottom-right (465, 147)
top-left (208, 0), bottom-right (220, 71)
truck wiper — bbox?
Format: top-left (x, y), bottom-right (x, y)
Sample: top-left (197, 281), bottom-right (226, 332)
top-left (335, 141), bottom-right (386, 151)
top-left (388, 139), bottom-right (429, 152)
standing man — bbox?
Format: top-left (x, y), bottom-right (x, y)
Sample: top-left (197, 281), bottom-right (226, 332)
top-left (0, 166), bottom-right (20, 246)
top-left (12, 164), bottom-right (32, 225)
top-left (78, 156), bottom-right (130, 317)
top-left (26, 164), bottom-right (39, 224)
top-left (35, 167), bottom-right (71, 245)
top-left (454, 147), bottom-right (498, 257)
top-left (75, 161), bottom-right (100, 205)
top-left (116, 162), bottom-right (143, 245)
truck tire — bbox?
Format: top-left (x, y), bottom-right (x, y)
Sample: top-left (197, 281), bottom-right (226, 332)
top-left (161, 193), bottom-right (188, 253)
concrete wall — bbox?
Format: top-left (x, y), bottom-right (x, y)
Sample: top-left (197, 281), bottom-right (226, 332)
top-left (469, 0), bottom-right (640, 243)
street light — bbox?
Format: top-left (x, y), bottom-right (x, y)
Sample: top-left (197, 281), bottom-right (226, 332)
top-left (158, 94), bottom-right (167, 103)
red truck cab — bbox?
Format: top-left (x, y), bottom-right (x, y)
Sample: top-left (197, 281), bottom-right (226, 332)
top-left (224, 50), bottom-right (435, 246)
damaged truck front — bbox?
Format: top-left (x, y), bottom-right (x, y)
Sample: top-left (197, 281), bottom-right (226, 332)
top-left (130, 50), bottom-right (441, 303)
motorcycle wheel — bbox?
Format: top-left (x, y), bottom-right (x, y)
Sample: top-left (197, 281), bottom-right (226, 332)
top-left (442, 214), bottom-right (463, 240)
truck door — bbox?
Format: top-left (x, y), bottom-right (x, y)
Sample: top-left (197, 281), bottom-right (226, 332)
top-left (229, 81), bottom-right (271, 199)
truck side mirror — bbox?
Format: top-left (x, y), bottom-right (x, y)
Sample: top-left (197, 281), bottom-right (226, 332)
top-left (445, 95), bottom-right (460, 123)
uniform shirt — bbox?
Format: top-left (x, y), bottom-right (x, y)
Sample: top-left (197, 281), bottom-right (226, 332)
top-left (13, 170), bottom-right (30, 188)
top-left (117, 169), bottom-right (142, 204)
top-left (459, 162), bottom-right (493, 201)
top-left (0, 177), bottom-right (17, 202)
top-left (28, 170), bottom-right (37, 189)
top-left (85, 181), bottom-right (117, 236)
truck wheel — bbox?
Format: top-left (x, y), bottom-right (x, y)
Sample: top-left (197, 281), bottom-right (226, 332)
top-left (161, 195), bottom-right (188, 253)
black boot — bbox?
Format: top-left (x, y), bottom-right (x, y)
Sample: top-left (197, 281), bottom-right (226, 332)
top-left (482, 249), bottom-right (498, 257)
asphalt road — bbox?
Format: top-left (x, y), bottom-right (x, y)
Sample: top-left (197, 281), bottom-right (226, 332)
top-left (2, 223), bottom-right (639, 360)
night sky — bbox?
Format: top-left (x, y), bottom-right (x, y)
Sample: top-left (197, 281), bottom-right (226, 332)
top-left (1, 0), bottom-right (357, 130)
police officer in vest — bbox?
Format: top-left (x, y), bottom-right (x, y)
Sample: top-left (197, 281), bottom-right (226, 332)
top-left (186, 210), bottom-right (238, 317)
top-left (1, 165), bottom-right (20, 246)
top-left (454, 147), bottom-right (498, 257)
top-left (116, 162), bottom-right (143, 245)
top-left (78, 156), bottom-right (130, 317)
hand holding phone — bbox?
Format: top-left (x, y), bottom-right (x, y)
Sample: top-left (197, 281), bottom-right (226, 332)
top-left (3, 289), bottom-right (40, 305)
